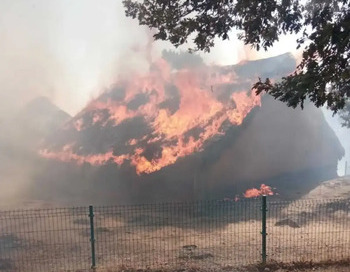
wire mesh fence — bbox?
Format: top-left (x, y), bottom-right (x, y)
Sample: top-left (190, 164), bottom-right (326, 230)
top-left (0, 207), bottom-right (90, 272)
top-left (0, 198), bottom-right (349, 271)
top-left (93, 200), bottom-right (261, 269)
top-left (268, 199), bottom-right (350, 263)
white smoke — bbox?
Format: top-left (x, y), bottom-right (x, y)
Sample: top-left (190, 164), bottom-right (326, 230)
top-left (323, 109), bottom-right (350, 176)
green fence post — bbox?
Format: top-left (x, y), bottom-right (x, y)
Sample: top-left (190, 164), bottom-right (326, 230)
top-left (89, 205), bottom-right (96, 269)
top-left (261, 195), bottom-right (267, 265)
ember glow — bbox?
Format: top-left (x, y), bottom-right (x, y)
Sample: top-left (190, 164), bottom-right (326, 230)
top-left (244, 184), bottom-right (274, 198)
top-left (40, 57), bottom-right (261, 174)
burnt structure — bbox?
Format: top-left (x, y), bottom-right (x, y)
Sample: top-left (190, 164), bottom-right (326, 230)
top-left (31, 53), bottom-right (344, 205)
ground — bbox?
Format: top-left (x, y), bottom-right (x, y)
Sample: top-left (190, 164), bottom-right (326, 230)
top-left (1, 177), bottom-right (350, 271)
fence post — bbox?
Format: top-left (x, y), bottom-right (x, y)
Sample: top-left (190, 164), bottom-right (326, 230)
top-left (261, 195), bottom-right (267, 264)
top-left (89, 205), bottom-right (96, 269)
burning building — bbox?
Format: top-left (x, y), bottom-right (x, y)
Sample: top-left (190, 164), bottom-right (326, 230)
top-left (33, 52), bottom-right (344, 205)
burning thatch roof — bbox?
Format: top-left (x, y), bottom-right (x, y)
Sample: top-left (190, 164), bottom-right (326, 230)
top-left (34, 53), bottom-right (344, 204)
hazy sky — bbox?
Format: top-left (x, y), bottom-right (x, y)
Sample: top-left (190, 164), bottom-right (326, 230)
top-left (0, 0), bottom-right (300, 117)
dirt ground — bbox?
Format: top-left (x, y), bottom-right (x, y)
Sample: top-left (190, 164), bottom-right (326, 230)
top-left (260, 267), bottom-right (350, 272)
top-left (88, 264), bottom-right (350, 272)
top-left (298, 269), bottom-right (349, 272)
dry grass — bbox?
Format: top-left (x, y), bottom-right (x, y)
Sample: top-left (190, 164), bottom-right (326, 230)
top-left (0, 199), bottom-right (350, 272)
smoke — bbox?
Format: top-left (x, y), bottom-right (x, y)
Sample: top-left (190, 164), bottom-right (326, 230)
top-left (0, 1), bottom-right (301, 119)
top-left (0, 1), bottom-right (58, 117)
top-left (0, 0), bottom-right (155, 207)
top-left (0, 1), bottom-right (344, 208)
top-left (0, 97), bottom-right (70, 208)
top-left (0, 0), bottom-right (156, 118)
top-left (322, 109), bottom-right (350, 176)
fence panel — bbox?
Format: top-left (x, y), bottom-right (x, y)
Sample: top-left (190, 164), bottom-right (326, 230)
top-left (0, 198), bottom-right (349, 271)
top-left (268, 199), bottom-right (350, 263)
top-left (0, 207), bottom-right (91, 272)
top-left (94, 199), bottom-right (261, 270)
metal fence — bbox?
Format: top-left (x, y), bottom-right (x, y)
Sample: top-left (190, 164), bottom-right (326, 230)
top-left (0, 197), bottom-right (350, 271)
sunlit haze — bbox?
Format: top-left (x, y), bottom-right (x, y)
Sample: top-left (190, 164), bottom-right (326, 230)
top-left (0, 0), bottom-right (299, 117)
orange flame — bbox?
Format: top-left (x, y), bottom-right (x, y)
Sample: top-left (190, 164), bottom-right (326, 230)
top-left (39, 145), bottom-right (129, 166)
top-left (40, 58), bottom-right (261, 175)
top-left (243, 184), bottom-right (274, 198)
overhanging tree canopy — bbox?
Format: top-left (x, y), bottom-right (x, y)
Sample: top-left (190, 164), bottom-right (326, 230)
top-left (123, 0), bottom-right (350, 127)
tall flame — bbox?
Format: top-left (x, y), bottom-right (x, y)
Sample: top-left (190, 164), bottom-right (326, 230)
top-left (40, 58), bottom-right (261, 175)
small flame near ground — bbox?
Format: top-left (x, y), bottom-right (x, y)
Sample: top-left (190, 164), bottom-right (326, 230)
top-left (224, 184), bottom-right (275, 202)
top-left (244, 184), bottom-right (274, 198)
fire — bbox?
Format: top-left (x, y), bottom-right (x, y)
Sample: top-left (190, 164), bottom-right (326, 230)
top-left (128, 139), bottom-right (138, 146)
top-left (243, 184), bottom-right (274, 198)
top-left (40, 57), bottom-right (261, 175)
top-left (39, 145), bottom-right (129, 166)
top-left (73, 119), bottom-right (84, 131)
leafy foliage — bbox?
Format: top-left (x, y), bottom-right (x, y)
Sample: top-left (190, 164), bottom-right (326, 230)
top-left (123, 0), bottom-right (350, 127)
